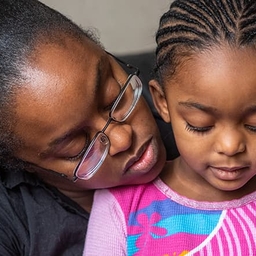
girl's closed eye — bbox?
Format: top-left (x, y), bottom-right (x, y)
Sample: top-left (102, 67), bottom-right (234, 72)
top-left (178, 103), bottom-right (216, 135)
top-left (245, 124), bottom-right (256, 132)
top-left (185, 122), bottom-right (213, 133)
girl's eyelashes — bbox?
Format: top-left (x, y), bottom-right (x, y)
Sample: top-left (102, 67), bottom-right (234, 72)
top-left (245, 124), bottom-right (256, 132)
top-left (186, 122), bottom-right (256, 134)
top-left (185, 122), bottom-right (213, 133)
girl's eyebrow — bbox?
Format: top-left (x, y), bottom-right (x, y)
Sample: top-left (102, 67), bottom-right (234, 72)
top-left (244, 105), bottom-right (256, 116)
top-left (178, 101), bottom-right (217, 114)
top-left (179, 102), bottom-right (256, 117)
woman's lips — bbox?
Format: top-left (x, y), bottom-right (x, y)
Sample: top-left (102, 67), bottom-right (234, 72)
top-left (124, 138), bottom-right (157, 174)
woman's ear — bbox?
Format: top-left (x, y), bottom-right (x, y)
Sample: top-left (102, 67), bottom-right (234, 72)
top-left (149, 79), bottom-right (171, 123)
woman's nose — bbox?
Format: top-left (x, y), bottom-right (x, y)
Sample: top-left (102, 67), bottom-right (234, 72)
top-left (105, 122), bottom-right (133, 156)
top-left (214, 127), bottom-right (246, 156)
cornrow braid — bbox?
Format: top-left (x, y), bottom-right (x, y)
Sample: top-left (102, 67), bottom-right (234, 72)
top-left (154, 0), bottom-right (256, 85)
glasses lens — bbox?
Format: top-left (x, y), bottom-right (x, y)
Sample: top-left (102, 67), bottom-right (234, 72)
top-left (74, 132), bottom-right (110, 180)
top-left (111, 75), bottom-right (142, 122)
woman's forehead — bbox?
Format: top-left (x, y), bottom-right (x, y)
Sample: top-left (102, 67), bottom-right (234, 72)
top-left (13, 38), bottom-right (107, 144)
top-left (21, 37), bottom-right (106, 100)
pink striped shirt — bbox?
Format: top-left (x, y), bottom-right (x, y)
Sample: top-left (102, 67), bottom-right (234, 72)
top-left (84, 177), bottom-right (256, 255)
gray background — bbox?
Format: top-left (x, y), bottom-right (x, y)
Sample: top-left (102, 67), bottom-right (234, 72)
top-left (40, 0), bottom-right (172, 55)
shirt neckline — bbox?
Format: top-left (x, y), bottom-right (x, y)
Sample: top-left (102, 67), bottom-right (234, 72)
top-left (154, 177), bottom-right (256, 210)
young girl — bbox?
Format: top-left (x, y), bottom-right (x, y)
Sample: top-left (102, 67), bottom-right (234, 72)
top-left (84, 0), bottom-right (256, 255)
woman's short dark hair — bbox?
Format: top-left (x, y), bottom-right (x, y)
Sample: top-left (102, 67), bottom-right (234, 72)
top-left (0, 0), bottom-right (100, 170)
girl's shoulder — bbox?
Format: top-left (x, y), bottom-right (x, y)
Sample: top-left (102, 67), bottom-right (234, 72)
top-left (154, 178), bottom-right (256, 211)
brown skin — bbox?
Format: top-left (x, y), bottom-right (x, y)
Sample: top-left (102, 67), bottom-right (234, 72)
top-left (150, 45), bottom-right (256, 202)
top-left (13, 36), bottom-right (166, 212)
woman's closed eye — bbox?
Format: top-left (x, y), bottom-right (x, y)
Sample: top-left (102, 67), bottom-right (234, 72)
top-left (103, 94), bottom-right (119, 112)
top-left (101, 75), bottom-right (122, 112)
top-left (53, 133), bottom-right (90, 161)
top-left (65, 143), bottom-right (88, 161)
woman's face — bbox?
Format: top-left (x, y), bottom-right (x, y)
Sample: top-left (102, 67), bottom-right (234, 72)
top-left (14, 36), bottom-right (166, 190)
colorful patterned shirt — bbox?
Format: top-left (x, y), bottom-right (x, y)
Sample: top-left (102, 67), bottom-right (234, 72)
top-left (84, 177), bottom-right (256, 255)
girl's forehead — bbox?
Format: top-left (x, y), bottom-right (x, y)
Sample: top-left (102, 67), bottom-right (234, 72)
top-left (171, 46), bottom-right (256, 83)
top-left (166, 46), bottom-right (256, 113)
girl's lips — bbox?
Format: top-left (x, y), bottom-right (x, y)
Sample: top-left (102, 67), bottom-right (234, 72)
top-left (124, 138), bottom-right (157, 174)
top-left (210, 166), bottom-right (248, 180)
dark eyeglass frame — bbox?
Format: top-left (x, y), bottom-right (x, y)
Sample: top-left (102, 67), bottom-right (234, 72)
top-left (72, 52), bottom-right (142, 181)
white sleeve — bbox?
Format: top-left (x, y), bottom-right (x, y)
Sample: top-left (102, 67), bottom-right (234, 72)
top-left (83, 189), bottom-right (127, 256)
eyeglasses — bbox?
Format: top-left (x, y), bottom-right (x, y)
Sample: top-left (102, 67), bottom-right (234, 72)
top-left (73, 53), bottom-right (143, 181)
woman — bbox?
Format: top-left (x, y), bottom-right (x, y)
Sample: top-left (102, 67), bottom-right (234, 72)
top-left (0, 0), bottom-right (166, 255)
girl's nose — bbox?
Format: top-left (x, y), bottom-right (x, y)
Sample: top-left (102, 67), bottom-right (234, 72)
top-left (214, 127), bottom-right (246, 156)
top-left (105, 123), bottom-right (133, 156)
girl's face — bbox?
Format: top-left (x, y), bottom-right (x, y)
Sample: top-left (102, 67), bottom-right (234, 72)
top-left (13, 37), bottom-right (166, 191)
top-left (151, 46), bottom-right (256, 199)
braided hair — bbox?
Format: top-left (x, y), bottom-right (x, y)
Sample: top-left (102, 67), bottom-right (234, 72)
top-left (154, 0), bottom-right (256, 85)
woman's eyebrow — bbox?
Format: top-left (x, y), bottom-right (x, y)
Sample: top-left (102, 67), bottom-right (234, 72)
top-left (49, 131), bottom-right (74, 148)
top-left (39, 129), bottom-right (78, 157)
top-left (92, 55), bottom-right (105, 94)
